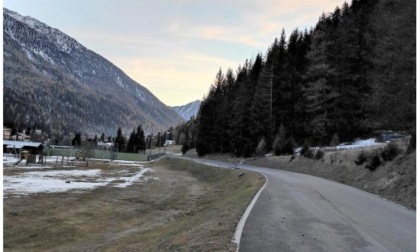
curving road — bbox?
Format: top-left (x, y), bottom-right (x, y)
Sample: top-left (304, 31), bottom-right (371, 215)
top-left (237, 165), bottom-right (416, 252)
top-left (176, 156), bottom-right (416, 252)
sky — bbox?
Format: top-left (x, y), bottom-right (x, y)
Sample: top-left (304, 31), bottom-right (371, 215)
top-left (3, 0), bottom-right (345, 106)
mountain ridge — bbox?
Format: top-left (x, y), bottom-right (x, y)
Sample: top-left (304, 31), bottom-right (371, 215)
top-left (3, 8), bottom-right (182, 137)
top-left (172, 100), bottom-right (201, 121)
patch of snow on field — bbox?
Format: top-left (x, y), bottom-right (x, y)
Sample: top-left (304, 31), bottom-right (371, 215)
top-left (3, 156), bottom-right (20, 165)
top-left (113, 168), bottom-right (153, 188)
top-left (16, 165), bottom-right (55, 169)
top-left (4, 166), bottom-right (154, 196)
top-left (336, 138), bottom-right (382, 150)
top-left (4, 169), bottom-right (108, 195)
top-left (25, 169), bottom-right (101, 178)
top-left (115, 163), bottom-right (144, 167)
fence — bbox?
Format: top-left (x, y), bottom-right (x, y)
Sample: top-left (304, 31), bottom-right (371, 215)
top-left (44, 146), bottom-right (166, 162)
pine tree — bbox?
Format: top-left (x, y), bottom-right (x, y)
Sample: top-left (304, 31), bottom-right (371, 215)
top-left (127, 129), bottom-right (136, 153)
top-left (272, 29), bottom-right (293, 138)
top-left (240, 55), bottom-right (263, 156)
top-left (99, 132), bottom-right (105, 142)
top-left (250, 53), bottom-right (271, 150)
top-left (72, 132), bottom-right (81, 147)
top-left (366, 0), bottom-right (415, 131)
top-left (229, 63), bottom-right (250, 157)
top-left (115, 127), bottom-right (125, 152)
top-left (303, 16), bottom-right (338, 145)
top-left (135, 125), bottom-right (146, 153)
top-left (289, 29), bottom-right (311, 144)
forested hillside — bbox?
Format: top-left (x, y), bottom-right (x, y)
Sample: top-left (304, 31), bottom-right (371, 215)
top-left (193, 0), bottom-right (415, 157)
top-left (3, 9), bottom-right (182, 138)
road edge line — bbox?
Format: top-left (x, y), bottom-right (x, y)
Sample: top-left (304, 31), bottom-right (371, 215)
top-left (232, 171), bottom-right (268, 251)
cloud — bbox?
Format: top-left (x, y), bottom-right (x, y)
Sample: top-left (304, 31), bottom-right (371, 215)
top-left (164, 0), bottom-right (343, 50)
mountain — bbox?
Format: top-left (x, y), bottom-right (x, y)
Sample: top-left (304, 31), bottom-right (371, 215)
top-left (3, 8), bottom-right (182, 137)
top-left (172, 100), bottom-right (201, 121)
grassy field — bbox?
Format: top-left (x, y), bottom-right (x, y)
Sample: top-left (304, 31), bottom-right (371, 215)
top-left (4, 157), bottom-right (264, 251)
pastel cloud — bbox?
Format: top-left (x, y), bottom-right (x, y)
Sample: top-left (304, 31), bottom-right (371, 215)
top-left (118, 51), bottom-right (240, 106)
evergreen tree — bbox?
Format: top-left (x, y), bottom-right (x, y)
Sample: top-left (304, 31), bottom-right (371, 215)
top-left (272, 29), bottom-right (293, 140)
top-left (196, 90), bottom-right (216, 156)
top-left (330, 2), bottom-right (374, 141)
top-left (303, 16), bottom-right (338, 145)
top-left (250, 53), bottom-right (271, 150)
top-left (115, 127), bottom-right (125, 152)
top-left (366, 0), bottom-right (415, 131)
top-left (229, 63), bottom-right (250, 157)
top-left (72, 132), bottom-right (81, 147)
top-left (135, 125), bottom-right (146, 153)
top-left (99, 132), bottom-right (105, 142)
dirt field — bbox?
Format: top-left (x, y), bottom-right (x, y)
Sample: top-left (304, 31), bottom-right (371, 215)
top-left (3, 158), bottom-right (264, 251)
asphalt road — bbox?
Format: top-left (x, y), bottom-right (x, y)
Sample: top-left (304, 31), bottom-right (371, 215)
top-left (177, 156), bottom-right (416, 252)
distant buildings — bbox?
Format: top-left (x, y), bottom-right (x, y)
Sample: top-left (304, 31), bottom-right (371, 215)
top-left (164, 140), bottom-right (175, 146)
top-left (16, 133), bottom-right (30, 141)
top-left (3, 140), bottom-right (44, 155)
top-left (3, 128), bottom-right (11, 140)
top-left (3, 127), bottom-right (45, 143)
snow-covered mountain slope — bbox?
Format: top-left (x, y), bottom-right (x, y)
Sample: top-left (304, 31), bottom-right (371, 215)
top-left (3, 8), bottom-right (182, 135)
top-left (172, 100), bottom-right (201, 121)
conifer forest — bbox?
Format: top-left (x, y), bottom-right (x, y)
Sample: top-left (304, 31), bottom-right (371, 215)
top-left (190, 0), bottom-right (415, 157)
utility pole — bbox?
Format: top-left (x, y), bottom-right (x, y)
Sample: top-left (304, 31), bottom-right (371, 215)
top-left (270, 63), bottom-right (273, 148)
top-left (158, 129), bottom-right (161, 154)
top-left (149, 123), bottom-right (153, 158)
top-left (164, 131), bottom-right (167, 154)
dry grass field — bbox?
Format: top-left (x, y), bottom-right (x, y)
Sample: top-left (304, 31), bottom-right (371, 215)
top-left (4, 158), bottom-right (264, 251)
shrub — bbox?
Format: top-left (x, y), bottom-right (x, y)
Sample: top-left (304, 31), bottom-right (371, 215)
top-left (330, 133), bottom-right (340, 146)
top-left (195, 140), bottom-right (208, 157)
top-left (314, 149), bottom-right (324, 160)
top-left (380, 142), bottom-right (401, 161)
top-left (181, 142), bottom-right (190, 155)
top-left (300, 142), bottom-right (313, 158)
top-left (283, 138), bottom-right (295, 155)
top-left (355, 151), bottom-right (367, 165)
top-left (273, 136), bottom-right (294, 156)
top-left (256, 137), bottom-right (267, 157)
top-left (365, 153), bottom-right (381, 171)
top-left (407, 131), bottom-right (416, 154)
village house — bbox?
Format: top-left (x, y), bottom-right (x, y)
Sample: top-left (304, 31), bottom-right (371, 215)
top-left (16, 132), bottom-right (31, 141)
top-left (3, 140), bottom-right (44, 155)
top-left (3, 128), bottom-right (11, 140)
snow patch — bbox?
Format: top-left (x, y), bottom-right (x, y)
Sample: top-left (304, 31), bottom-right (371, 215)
top-left (336, 138), bottom-right (382, 150)
top-left (23, 48), bottom-right (36, 62)
top-left (116, 76), bottom-right (124, 88)
top-left (113, 168), bottom-right (153, 188)
top-left (31, 49), bottom-right (55, 64)
top-left (4, 166), bottom-right (154, 196)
